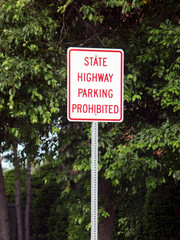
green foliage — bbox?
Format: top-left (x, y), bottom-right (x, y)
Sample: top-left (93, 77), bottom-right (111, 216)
top-left (30, 164), bottom-right (91, 240)
top-left (4, 168), bottom-right (26, 204)
top-left (54, 1), bottom-right (180, 239)
top-left (0, 0), bottom-right (62, 156)
top-left (31, 182), bottom-right (62, 240)
top-left (111, 186), bottom-right (145, 240)
top-left (1, 0), bottom-right (180, 239)
top-left (62, 179), bottom-right (91, 240)
top-left (47, 197), bottom-right (68, 240)
top-left (78, 0), bottom-right (142, 23)
top-left (143, 182), bottom-right (180, 240)
top-left (136, 20), bottom-right (180, 112)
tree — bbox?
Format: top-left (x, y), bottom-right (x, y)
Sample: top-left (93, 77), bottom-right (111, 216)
top-left (50, 0), bottom-right (180, 239)
top-left (0, 156), bottom-right (10, 240)
top-left (0, 0), bottom-right (62, 239)
top-left (1, 0), bottom-right (179, 239)
top-left (25, 160), bottom-right (31, 240)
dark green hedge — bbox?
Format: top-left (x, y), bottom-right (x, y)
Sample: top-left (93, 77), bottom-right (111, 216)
top-left (143, 181), bottom-right (180, 240)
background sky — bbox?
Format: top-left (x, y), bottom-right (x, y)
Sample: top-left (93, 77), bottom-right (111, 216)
top-left (2, 159), bottom-right (13, 170)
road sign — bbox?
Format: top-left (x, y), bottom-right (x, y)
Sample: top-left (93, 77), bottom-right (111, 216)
top-left (67, 47), bottom-right (124, 122)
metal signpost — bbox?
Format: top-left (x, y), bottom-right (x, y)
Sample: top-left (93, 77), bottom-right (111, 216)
top-left (67, 47), bottom-right (124, 240)
top-left (91, 121), bottom-right (98, 240)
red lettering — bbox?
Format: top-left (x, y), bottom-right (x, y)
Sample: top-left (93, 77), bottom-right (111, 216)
top-left (83, 89), bottom-right (87, 97)
top-left (78, 88), bottom-right (113, 98)
top-left (77, 72), bottom-right (82, 81)
top-left (78, 88), bottom-right (83, 97)
top-left (90, 57), bottom-right (93, 66)
top-left (93, 57), bottom-right (98, 66)
top-left (83, 57), bottom-right (108, 67)
top-left (114, 105), bottom-right (119, 113)
top-left (89, 104), bottom-right (93, 113)
top-left (86, 73), bottom-right (91, 82)
top-left (109, 105), bottom-right (113, 113)
top-left (71, 104), bottom-right (120, 114)
top-left (109, 73), bottom-right (113, 82)
top-left (98, 57), bottom-right (102, 66)
top-left (72, 104), bottom-right (77, 112)
top-left (84, 57), bottom-right (89, 66)
top-left (77, 104), bottom-right (82, 113)
top-left (94, 89), bottom-right (98, 97)
top-left (102, 89), bottom-right (107, 98)
top-left (88, 89), bottom-right (93, 97)
top-left (103, 58), bottom-right (107, 66)
top-left (83, 104), bottom-right (87, 113)
top-left (97, 105), bottom-right (101, 113)
top-left (104, 105), bottom-right (108, 113)
top-left (92, 73), bottom-right (97, 82)
top-left (104, 74), bottom-right (109, 82)
top-left (98, 73), bottom-right (104, 82)
top-left (108, 89), bottom-right (113, 98)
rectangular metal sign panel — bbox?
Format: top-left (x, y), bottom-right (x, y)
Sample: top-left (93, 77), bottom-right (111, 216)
top-left (67, 47), bottom-right (124, 122)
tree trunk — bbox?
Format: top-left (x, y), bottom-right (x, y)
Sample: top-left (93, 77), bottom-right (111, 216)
top-left (0, 157), bottom-right (10, 240)
top-left (25, 161), bottom-right (31, 240)
top-left (13, 143), bottom-right (23, 240)
top-left (98, 179), bottom-right (115, 240)
top-left (98, 207), bottom-right (115, 240)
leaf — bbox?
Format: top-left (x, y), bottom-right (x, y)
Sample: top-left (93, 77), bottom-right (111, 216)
top-left (88, 13), bottom-right (93, 21)
top-left (132, 94), bottom-right (141, 101)
top-left (146, 176), bottom-right (157, 189)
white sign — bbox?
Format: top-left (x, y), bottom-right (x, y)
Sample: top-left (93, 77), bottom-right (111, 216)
top-left (67, 47), bottom-right (124, 122)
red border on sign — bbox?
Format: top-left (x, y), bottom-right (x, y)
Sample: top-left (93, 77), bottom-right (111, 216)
top-left (67, 48), bottom-right (124, 122)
